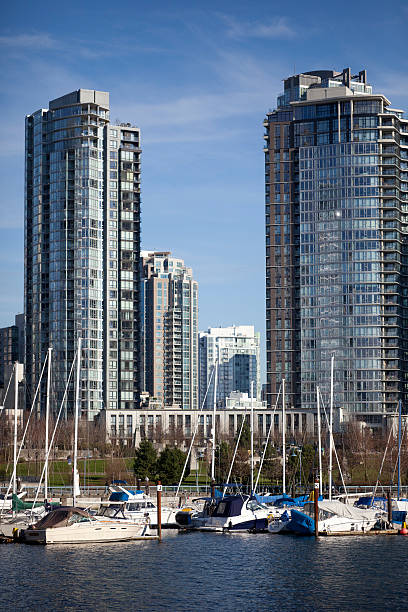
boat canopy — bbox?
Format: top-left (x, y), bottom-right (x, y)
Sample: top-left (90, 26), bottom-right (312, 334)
top-left (212, 496), bottom-right (248, 518)
top-left (313, 500), bottom-right (377, 521)
top-left (355, 496), bottom-right (386, 509)
top-left (109, 492), bottom-right (129, 502)
top-left (31, 507), bottom-right (91, 530)
top-left (254, 493), bottom-right (292, 505)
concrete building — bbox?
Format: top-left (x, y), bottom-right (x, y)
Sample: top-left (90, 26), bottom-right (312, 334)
top-left (199, 325), bottom-right (261, 409)
top-left (101, 394), bottom-right (326, 448)
top-left (25, 89), bottom-right (141, 419)
top-left (140, 251), bottom-right (198, 410)
top-left (0, 314), bottom-right (24, 388)
top-left (265, 68), bottom-right (408, 427)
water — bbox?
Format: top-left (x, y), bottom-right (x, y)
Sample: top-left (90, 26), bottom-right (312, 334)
top-left (2, 531), bottom-right (408, 611)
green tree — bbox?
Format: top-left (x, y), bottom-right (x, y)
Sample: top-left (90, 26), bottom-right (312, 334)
top-left (236, 419), bottom-right (251, 450)
top-left (287, 444), bottom-right (316, 488)
top-left (215, 441), bottom-right (232, 483)
top-left (133, 440), bottom-right (157, 479)
top-left (156, 446), bottom-right (189, 485)
top-left (259, 443), bottom-right (280, 484)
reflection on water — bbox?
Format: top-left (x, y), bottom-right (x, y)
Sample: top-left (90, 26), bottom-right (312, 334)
top-left (1, 531), bottom-right (407, 611)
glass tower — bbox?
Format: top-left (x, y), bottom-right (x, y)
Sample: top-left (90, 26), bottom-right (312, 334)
top-left (199, 325), bottom-right (261, 409)
top-left (25, 89), bottom-right (141, 419)
top-left (140, 251), bottom-right (198, 410)
top-left (265, 69), bottom-right (408, 424)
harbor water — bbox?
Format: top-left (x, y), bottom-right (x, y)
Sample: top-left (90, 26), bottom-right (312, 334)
top-left (1, 531), bottom-right (407, 610)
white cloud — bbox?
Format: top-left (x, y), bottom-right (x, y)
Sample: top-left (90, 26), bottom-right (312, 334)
top-left (0, 33), bottom-right (57, 49)
top-left (220, 15), bottom-right (295, 40)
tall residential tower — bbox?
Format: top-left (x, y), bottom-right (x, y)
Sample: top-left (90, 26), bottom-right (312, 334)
top-left (25, 89), bottom-right (141, 419)
top-left (141, 251), bottom-right (198, 410)
top-left (199, 325), bottom-right (261, 409)
top-left (265, 69), bottom-right (408, 425)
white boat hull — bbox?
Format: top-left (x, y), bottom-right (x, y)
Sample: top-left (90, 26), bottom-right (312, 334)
top-left (23, 521), bottom-right (155, 544)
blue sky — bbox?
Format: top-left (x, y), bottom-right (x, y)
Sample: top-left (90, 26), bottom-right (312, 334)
top-left (1, 0), bottom-right (408, 381)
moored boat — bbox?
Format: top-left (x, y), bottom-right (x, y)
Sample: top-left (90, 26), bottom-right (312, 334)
top-left (178, 495), bottom-right (271, 532)
top-left (104, 486), bottom-right (178, 527)
top-left (288, 500), bottom-right (379, 535)
top-left (21, 506), bottom-right (155, 544)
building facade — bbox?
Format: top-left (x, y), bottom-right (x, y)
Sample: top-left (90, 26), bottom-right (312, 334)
top-left (25, 89), bottom-right (141, 419)
top-left (0, 314), bottom-right (24, 388)
top-left (265, 68), bottom-right (408, 425)
top-left (140, 251), bottom-right (198, 410)
top-left (102, 398), bottom-right (326, 448)
top-left (199, 325), bottom-right (261, 409)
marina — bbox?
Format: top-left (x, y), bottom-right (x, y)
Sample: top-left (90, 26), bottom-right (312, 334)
top-left (1, 529), bottom-right (408, 611)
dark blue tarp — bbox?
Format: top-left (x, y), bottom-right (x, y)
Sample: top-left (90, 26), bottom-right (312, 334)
top-left (109, 491), bottom-right (128, 501)
top-left (392, 510), bottom-right (407, 524)
top-left (254, 493), bottom-right (291, 505)
top-left (213, 496), bottom-right (246, 518)
top-left (355, 496), bottom-right (386, 510)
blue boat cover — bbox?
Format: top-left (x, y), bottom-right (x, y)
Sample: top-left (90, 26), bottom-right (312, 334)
top-left (212, 496), bottom-right (246, 518)
top-left (254, 493), bottom-right (291, 504)
top-left (355, 496), bottom-right (386, 510)
top-left (392, 510), bottom-right (407, 524)
top-left (109, 491), bottom-right (128, 501)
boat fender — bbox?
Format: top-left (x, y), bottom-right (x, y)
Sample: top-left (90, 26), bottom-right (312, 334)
top-left (399, 521), bottom-right (408, 535)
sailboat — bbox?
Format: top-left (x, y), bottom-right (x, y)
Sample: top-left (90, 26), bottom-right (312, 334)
top-left (22, 339), bottom-right (157, 545)
top-left (289, 500), bottom-right (380, 535)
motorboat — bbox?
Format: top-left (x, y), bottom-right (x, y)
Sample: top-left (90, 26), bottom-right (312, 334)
top-left (175, 497), bottom-right (217, 530)
top-left (21, 506), bottom-right (156, 544)
top-left (267, 510), bottom-right (291, 534)
top-left (288, 500), bottom-right (380, 535)
top-left (103, 487), bottom-right (178, 527)
top-left (177, 495), bottom-right (271, 532)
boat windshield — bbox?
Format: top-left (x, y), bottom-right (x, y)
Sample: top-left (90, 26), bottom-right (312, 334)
top-left (302, 502), bottom-right (336, 520)
top-left (127, 501), bottom-right (155, 511)
top-left (247, 500), bottom-right (264, 511)
top-left (67, 513), bottom-right (93, 525)
top-left (99, 504), bottom-right (126, 518)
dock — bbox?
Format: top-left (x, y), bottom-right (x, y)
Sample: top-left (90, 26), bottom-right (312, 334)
top-left (320, 529), bottom-right (399, 537)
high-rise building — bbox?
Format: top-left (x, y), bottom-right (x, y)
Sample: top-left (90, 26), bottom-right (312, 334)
top-left (140, 251), bottom-right (198, 410)
top-left (0, 314), bottom-right (24, 388)
top-left (25, 89), bottom-right (141, 419)
top-left (199, 325), bottom-right (261, 409)
top-left (265, 68), bottom-right (408, 426)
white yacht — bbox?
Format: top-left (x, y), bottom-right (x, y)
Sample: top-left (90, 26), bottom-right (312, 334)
top-left (176, 495), bottom-right (271, 532)
top-left (101, 487), bottom-right (178, 527)
top-left (22, 507), bottom-right (156, 544)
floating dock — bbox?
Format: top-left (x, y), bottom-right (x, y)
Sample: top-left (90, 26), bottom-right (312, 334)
top-left (320, 529), bottom-right (399, 537)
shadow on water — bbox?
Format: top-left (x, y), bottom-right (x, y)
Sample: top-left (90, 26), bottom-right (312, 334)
top-left (1, 531), bottom-right (408, 611)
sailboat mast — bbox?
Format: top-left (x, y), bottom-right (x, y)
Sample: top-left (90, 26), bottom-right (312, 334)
top-left (73, 338), bottom-right (81, 507)
top-left (398, 399), bottom-right (402, 500)
top-left (250, 380), bottom-right (254, 493)
top-left (13, 362), bottom-right (18, 497)
top-left (317, 386), bottom-right (322, 496)
top-left (211, 360), bottom-right (218, 482)
top-left (329, 353), bottom-right (334, 500)
top-left (282, 377), bottom-right (286, 495)
top-left (45, 347), bottom-right (52, 500)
